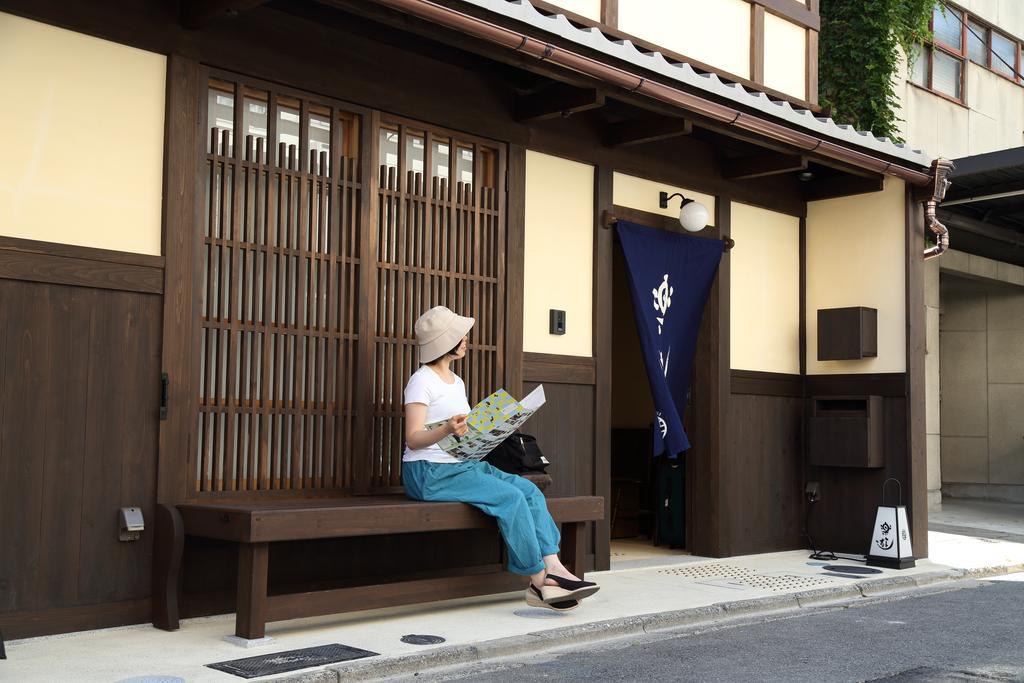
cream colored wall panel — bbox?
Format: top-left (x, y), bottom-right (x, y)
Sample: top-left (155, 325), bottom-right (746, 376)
top-left (547, 0), bottom-right (601, 21)
top-left (0, 12), bottom-right (166, 255)
top-left (729, 202), bottom-right (800, 374)
top-left (524, 151), bottom-right (594, 356)
top-left (806, 178), bottom-right (906, 374)
top-left (612, 172), bottom-right (716, 226)
top-left (763, 14), bottom-right (807, 100)
top-left (618, 0), bottom-right (751, 79)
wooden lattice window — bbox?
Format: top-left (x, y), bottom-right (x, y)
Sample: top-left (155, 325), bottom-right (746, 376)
top-left (371, 118), bottom-right (506, 489)
top-left (195, 75), bottom-right (363, 494)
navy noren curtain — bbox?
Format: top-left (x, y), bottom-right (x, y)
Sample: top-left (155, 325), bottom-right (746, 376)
top-left (616, 220), bottom-right (724, 458)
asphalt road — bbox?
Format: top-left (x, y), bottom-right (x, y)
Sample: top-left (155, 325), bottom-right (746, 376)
top-left (398, 577), bottom-right (1024, 682)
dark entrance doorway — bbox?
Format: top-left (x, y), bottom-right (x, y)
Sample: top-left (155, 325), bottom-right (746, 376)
top-left (608, 228), bottom-right (690, 561)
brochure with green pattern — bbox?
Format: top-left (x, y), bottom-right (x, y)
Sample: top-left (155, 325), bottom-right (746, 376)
top-left (426, 385), bottom-right (546, 461)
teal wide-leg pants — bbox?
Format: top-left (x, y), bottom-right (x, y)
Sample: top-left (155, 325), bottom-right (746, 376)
top-left (402, 460), bottom-right (561, 575)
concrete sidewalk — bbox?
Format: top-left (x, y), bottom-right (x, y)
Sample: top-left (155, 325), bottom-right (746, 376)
top-left (4, 528), bottom-right (1024, 683)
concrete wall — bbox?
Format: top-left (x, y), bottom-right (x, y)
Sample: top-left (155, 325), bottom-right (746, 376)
top-left (895, 0), bottom-right (1024, 158)
top-left (0, 11), bottom-right (166, 256)
top-left (805, 178), bottom-right (907, 375)
top-left (729, 202), bottom-right (801, 374)
top-left (897, 62), bottom-right (1024, 159)
top-left (954, 0), bottom-right (1024, 38)
top-left (939, 253), bottom-right (1024, 504)
top-left (925, 257), bottom-right (942, 509)
top-left (523, 150), bottom-right (594, 356)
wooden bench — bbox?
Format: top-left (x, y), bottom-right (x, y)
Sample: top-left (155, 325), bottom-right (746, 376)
top-left (152, 495), bottom-right (604, 639)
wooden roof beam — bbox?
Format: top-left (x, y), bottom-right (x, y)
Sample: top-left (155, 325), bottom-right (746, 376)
top-left (604, 116), bottom-right (692, 148)
top-left (180, 0), bottom-right (269, 29)
top-left (515, 85), bottom-right (605, 122)
top-left (723, 152), bottom-right (807, 180)
top-left (804, 174), bottom-right (884, 201)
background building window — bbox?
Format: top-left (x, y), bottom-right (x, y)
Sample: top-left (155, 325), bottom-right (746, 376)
top-left (967, 20), bottom-right (988, 64)
top-left (991, 31), bottom-right (1016, 78)
top-left (910, 46), bottom-right (929, 87)
top-left (933, 50), bottom-right (962, 98)
top-left (933, 5), bottom-right (962, 51)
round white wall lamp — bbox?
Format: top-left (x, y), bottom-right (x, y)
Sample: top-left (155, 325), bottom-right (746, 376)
top-left (659, 191), bottom-right (709, 232)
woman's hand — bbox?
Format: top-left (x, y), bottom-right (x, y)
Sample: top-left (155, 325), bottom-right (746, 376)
top-left (405, 404), bottom-right (469, 449)
top-left (446, 414), bottom-right (469, 437)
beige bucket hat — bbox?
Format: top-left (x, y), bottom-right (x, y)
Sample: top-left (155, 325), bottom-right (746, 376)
top-left (414, 306), bottom-right (475, 363)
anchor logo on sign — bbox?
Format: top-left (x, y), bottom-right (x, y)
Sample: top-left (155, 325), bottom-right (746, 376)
top-left (876, 521), bottom-right (894, 550)
top-left (652, 274), bottom-right (673, 335)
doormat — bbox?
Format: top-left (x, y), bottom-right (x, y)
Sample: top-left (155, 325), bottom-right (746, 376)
top-left (823, 565), bottom-right (883, 575)
top-left (207, 644), bottom-right (378, 679)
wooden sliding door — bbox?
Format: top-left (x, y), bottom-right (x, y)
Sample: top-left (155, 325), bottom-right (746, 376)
top-left (160, 66), bottom-right (507, 500)
top-left (370, 117), bottom-right (507, 490)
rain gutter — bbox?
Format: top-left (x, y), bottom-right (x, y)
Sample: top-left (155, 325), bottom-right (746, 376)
top-left (364, 0), bottom-right (934, 186)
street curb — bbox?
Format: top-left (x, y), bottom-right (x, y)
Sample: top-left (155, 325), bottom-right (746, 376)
top-left (271, 563), bottom-right (1023, 682)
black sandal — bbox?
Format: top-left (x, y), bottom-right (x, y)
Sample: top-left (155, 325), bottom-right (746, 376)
top-left (546, 574), bottom-right (598, 590)
top-left (545, 574), bottom-right (600, 600)
top-left (525, 584), bottom-right (579, 611)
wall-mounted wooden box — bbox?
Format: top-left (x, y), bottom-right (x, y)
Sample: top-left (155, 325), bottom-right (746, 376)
top-left (817, 307), bottom-right (877, 361)
top-left (807, 395), bottom-right (884, 468)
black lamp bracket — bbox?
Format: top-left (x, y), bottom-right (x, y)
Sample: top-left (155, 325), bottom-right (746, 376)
top-left (658, 191), bottom-right (693, 209)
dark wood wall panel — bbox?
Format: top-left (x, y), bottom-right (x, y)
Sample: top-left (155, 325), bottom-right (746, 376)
top-left (523, 353), bottom-right (596, 385)
top-left (804, 375), bottom-right (909, 555)
top-left (0, 236), bottom-right (163, 294)
top-left (0, 279), bottom-right (161, 638)
top-left (523, 381), bottom-right (597, 568)
top-left (731, 370), bottom-right (802, 397)
top-left (724, 394), bottom-right (803, 555)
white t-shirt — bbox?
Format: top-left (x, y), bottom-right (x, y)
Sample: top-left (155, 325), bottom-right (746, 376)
top-left (403, 365), bottom-right (472, 463)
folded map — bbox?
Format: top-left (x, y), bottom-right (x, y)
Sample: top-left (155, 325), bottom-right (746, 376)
top-left (426, 385), bottom-right (546, 461)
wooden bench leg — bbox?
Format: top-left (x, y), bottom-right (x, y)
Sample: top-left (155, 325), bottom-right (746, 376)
top-left (236, 542), bottom-right (269, 639)
top-left (561, 521), bottom-right (586, 580)
top-left (152, 503), bottom-right (184, 631)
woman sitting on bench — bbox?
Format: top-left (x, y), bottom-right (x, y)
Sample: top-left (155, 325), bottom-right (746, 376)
top-left (402, 305), bottom-right (600, 611)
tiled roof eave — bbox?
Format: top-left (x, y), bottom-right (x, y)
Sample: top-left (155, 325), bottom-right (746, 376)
top-left (457, 0), bottom-right (932, 168)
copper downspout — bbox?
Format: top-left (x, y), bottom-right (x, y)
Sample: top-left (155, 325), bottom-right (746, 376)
top-left (923, 158), bottom-right (954, 259)
top-left (364, 0), bottom-right (934, 186)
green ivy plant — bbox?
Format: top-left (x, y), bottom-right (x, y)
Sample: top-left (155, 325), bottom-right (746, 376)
top-left (819, 0), bottom-right (936, 143)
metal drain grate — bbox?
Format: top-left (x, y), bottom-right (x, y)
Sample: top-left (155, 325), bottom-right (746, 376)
top-left (744, 573), bottom-right (838, 591)
top-left (657, 563), bottom-right (753, 580)
top-left (657, 564), bottom-right (838, 592)
top-left (207, 643), bottom-right (378, 679)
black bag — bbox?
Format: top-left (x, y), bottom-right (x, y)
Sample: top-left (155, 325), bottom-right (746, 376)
top-left (654, 457), bottom-right (685, 548)
top-left (484, 432), bottom-right (549, 475)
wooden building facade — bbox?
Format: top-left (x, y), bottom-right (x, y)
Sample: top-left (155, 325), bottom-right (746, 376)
top-left (0, 0), bottom-right (945, 639)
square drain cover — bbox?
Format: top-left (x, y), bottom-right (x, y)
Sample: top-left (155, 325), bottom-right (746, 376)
top-left (207, 643), bottom-right (378, 679)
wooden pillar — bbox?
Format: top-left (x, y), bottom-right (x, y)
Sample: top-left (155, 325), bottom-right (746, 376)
top-left (151, 504), bottom-right (184, 631)
top-left (593, 166), bottom-right (614, 571)
top-left (689, 197), bottom-right (731, 557)
top-left (158, 55), bottom-right (201, 504)
top-left (560, 522), bottom-right (587, 579)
